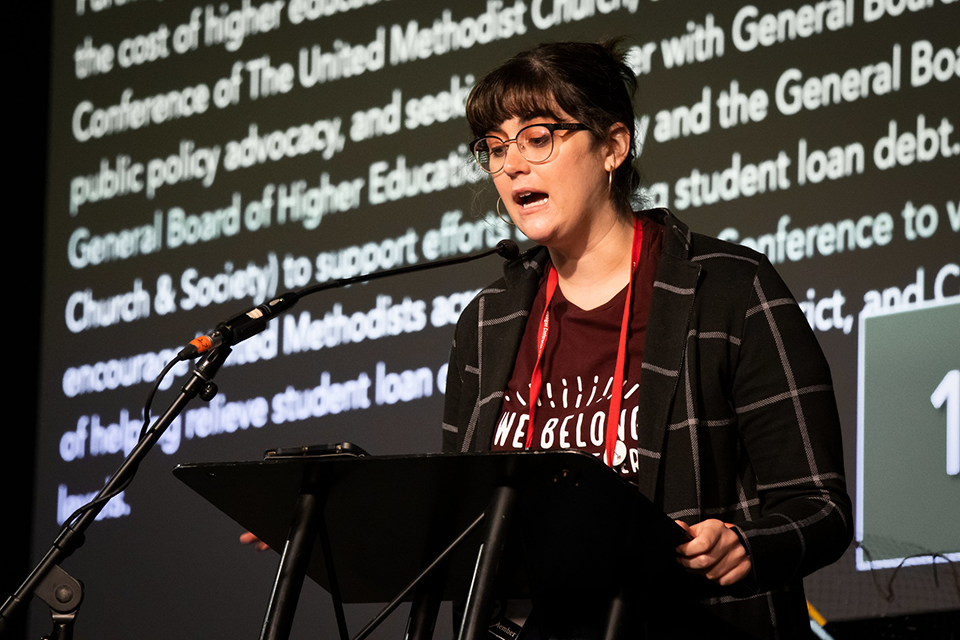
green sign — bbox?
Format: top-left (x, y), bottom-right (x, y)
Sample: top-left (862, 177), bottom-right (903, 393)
top-left (857, 298), bottom-right (960, 570)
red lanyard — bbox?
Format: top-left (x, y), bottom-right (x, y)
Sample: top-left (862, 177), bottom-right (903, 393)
top-left (526, 218), bottom-right (644, 467)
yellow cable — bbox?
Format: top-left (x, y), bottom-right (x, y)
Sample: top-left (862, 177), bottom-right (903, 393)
top-left (807, 601), bottom-right (827, 627)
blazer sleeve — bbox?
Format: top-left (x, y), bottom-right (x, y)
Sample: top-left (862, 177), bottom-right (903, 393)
top-left (731, 256), bottom-right (853, 591)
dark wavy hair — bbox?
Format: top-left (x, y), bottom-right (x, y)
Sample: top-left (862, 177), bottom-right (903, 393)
top-left (466, 39), bottom-right (642, 215)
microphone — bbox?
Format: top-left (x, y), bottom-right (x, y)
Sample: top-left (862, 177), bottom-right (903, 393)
top-left (177, 292), bottom-right (299, 360)
top-left (496, 239), bottom-right (520, 260)
top-left (177, 240), bottom-right (521, 359)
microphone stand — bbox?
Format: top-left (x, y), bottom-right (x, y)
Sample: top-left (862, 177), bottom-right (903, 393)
top-left (1, 239), bottom-right (520, 638)
top-left (0, 346), bottom-right (231, 639)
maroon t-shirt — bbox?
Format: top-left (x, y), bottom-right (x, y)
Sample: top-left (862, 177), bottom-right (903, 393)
top-left (492, 215), bottom-right (664, 484)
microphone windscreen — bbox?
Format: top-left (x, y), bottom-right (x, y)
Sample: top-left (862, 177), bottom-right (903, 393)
top-left (496, 239), bottom-right (520, 260)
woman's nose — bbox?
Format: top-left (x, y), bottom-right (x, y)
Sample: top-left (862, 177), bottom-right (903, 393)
top-left (502, 142), bottom-right (529, 176)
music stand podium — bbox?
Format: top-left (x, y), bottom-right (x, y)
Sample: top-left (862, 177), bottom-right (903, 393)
top-left (174, 450), bottom-right (689, 640)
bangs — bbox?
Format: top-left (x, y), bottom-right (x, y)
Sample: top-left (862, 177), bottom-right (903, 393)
top-left (466, 58), bottom-right (580, 138)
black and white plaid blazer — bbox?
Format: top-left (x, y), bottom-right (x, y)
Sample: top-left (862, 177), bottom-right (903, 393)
top-left (442, 209), bottom-right (852, 638)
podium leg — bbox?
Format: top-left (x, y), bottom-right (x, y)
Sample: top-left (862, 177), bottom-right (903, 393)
top-left (459, 485), bottom-right (519, 640)
top-left (260, 491), bottom-right (323, 640)
top-left (404, 577), bottom-right (442, 640)
top-left (602, 589), bottom-right (625, 640)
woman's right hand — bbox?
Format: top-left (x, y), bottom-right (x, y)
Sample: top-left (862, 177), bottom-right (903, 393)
top-left (240, 531), bottom-right (270, 551)
top-left (674, 520), bottom-right (751, 586)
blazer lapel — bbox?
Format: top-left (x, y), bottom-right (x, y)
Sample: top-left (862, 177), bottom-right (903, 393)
top-left (635, 213), bottom-right (701, 501)
top-left (469, 248), bottom-right (546, 451)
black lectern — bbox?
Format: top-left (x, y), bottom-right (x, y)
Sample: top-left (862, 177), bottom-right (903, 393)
top-left (174, 450), bottom-right (690, 640)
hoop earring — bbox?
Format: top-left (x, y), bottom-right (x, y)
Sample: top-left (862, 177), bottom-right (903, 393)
top-left (496, 198), bottom-right (514, 225)
top-left (608, 170), bottom-right (613, 193)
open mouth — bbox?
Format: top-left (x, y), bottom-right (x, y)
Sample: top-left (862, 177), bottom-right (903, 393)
top-left (515, 191), bottom-right (549, 209)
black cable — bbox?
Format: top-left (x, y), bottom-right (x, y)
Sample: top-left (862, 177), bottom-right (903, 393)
top-left (59, 353), bottom-right (181, 535)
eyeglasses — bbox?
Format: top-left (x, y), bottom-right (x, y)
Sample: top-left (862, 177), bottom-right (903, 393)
top-left (470, 123), bottom-right (589, 174)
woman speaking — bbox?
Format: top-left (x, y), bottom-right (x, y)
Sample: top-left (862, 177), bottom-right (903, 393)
top-left (442, 40), bottom-right (852, 638)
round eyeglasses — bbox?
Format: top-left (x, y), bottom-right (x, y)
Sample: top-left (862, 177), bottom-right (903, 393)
top-left (469, 122), bottom-right (589, 174)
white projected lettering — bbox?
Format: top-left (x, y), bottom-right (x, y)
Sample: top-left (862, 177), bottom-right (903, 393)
top-left (715, 80), bottom-right (769, 129)
top-left (430, 289), bottom-right (483, 328)
top-left (530, 0), bottom-right (639, 30)
top-left (672, 151), bottom-right (791, 210)
top-left (177, 254), bottom-right (279, 311)
top-left (224, 322), bottom-right (280, 365)
top-left (67, 140), bottom-right (222, 214)
top-left (797, 288), bottom-right (854, 334)
top-left (312, 229), bottom-right (419, 283)
top-left (281, 295), bottom-right (428, 354)
top-left (203, 0), bottom-right (285, 51)
top-left (145, 141), bottom-right (221, 198)
top-left (287, 0), bottom-right (390, 24)
top-left (182, 394), bottom-right (270, 439)
top-left (68, 213), bottom-right (163, 269)
top-left (910, 40), bottom-right (960, 86)
top-left (72, 85), bottom-right (211, 142)
top-left (405, 74), bottom-right (475, 130)
top-left (351, 89), bottom-right (402, 142)
top-left (222, 118), bottom-right (346, 169)
top-left (901, 201), bottom-right (941, 240)
top-left (947, 200), bottom-right (960, 232)
top-left (270, 371), bottom-right (373, 424)
top-left (863, 0), bottom-right (936, 22)
top-left (116, 24), bottom-right (171, 68)
top-left (775, 45), bottom-right (902, 116)
top-left (653, 86), bottom-right (711, 142)
top-left (797, 138), bottom-right (865, 185)
top-left (389, 2), bottom-right (528, 65)
top-left (243, 55), bottom-right (296, 99)
top-left (731, 1), bottom-right (853, 52)
top-left (74, 2), bottom-right (289, 80)
top-left (350, 75), bottom-right (477, 140)
top-left (930, 369), bottom-right (960, 476)
top-left (421, 211), bottom-right (512, 260)
top-left (76, 0), bottom-right (144, 17)
top-left (375, 361), bottom-right (433, 405)
top-left (62, 348), bottom-right (190, 397)
top-left (60, 409), bottom-right (178, 461)
top-left (719, 211), bottom-right (894, 265)
top-left (74, 36), bottom-right (116, 78)
top-left (873, 114), bottom-right (959, 169)
top-left (166, 194), bottom-right (243, 249)
top-left (658, 13), bottom-right (724, 68)
top-left (57, 485), bottom-right (131, 525)
top-left (69, 155), bottom-right (143, 214)
top-left (368, 145), bottom-right (485, 204)
top-left (298, 28), bottom-right (386, 87)
top-left (65, 280), bottom-right (151, 333)
top-left (862, 263), bottom-right (960, 313)
top-left (623, 41), bottom-right (657, 76)
top-left (274, 174), bottom-right (366, 229)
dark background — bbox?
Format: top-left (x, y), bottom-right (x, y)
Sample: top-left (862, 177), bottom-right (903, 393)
top-left (7, 2), bottom-right (49, 639)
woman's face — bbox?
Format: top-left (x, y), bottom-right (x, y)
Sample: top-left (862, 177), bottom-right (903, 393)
top-left (489, 109), bottom-right (624, 255)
